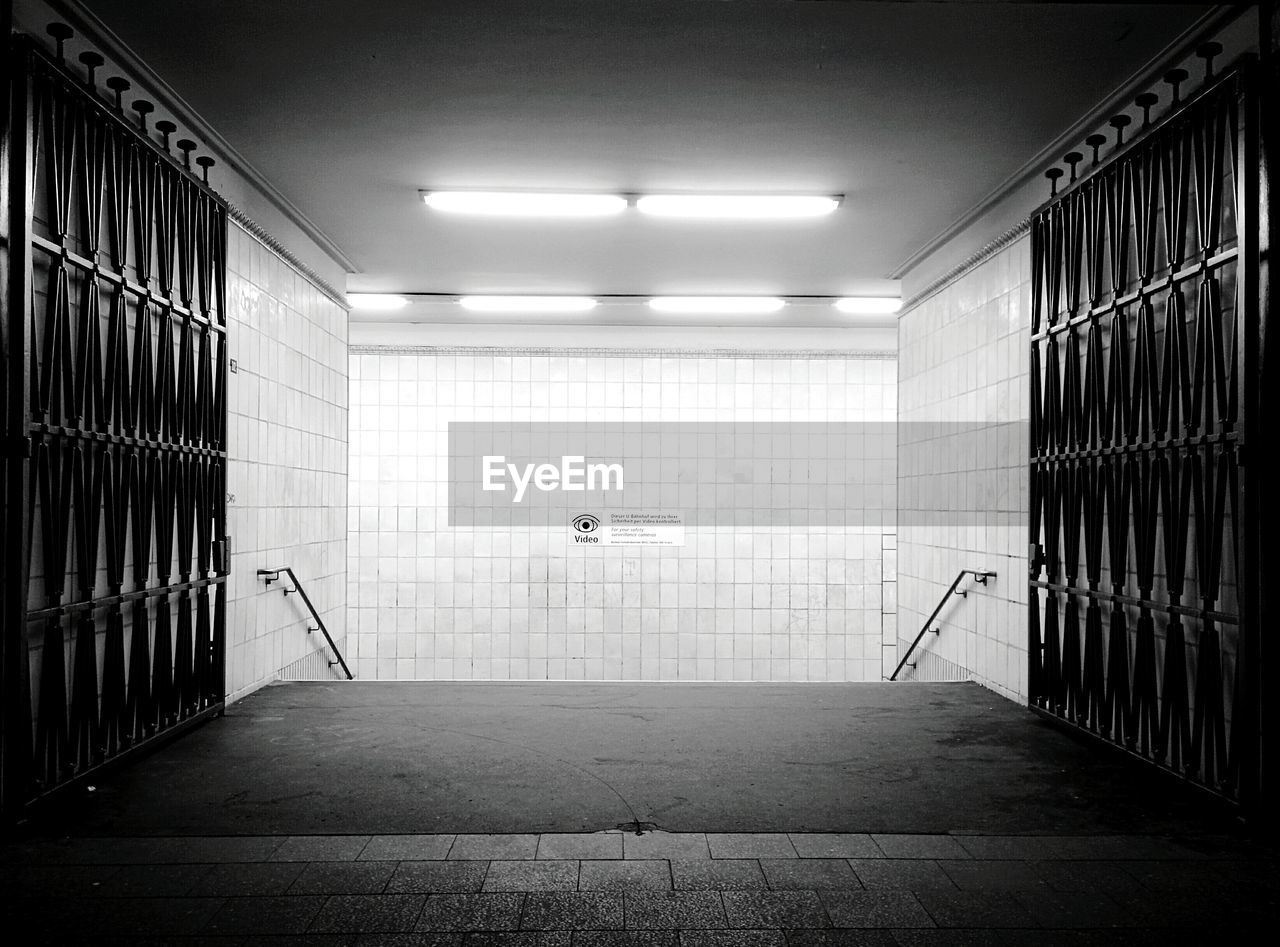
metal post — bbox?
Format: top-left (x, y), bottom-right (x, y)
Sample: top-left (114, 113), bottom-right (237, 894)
top-left (2, 39), bottom-right (37, 816)
top-left (1250, 0), bottom-right (1277, 817)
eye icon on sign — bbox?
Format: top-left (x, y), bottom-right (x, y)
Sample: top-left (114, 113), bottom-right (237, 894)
top-left (572, 514), bottom-right (600, 534)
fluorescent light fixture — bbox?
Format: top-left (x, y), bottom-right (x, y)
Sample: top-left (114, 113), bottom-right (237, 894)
top-left (833, 296), bottom-right (902, 315)
top-left (346, 293), bottom-right (408, 311)
top-left (648, 296), bottom-right (786, 315)
top-left (458, 295), bottom-right (598, 313)
top-left (636, 194), bottom-right (839, 219)
top-left (423, 191), bottom-right (626, 217)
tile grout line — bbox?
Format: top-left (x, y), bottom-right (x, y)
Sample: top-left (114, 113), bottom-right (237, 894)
top-left (377, 859), bottom-right (396, 895)
top-left (515, 889), bottom-right (529, 932)
top-left (263, 835), bottom-right (287, 861)
top-left (934, 859), bottom-right (963, 890)
top-left (404, 885), bottom-right (430, 935)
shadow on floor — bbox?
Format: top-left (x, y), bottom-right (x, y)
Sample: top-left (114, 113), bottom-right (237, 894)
top-left (24, 681), bottom-right (1245, 839)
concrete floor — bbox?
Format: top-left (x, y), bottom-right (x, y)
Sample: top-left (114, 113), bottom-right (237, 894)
top-left (7, 681), bottom-right (1278, 943)
top-left (35, 681), bottom-right (1236, 837)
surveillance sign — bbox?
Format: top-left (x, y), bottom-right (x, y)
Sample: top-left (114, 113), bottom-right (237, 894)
top-left (570, 511), bottom-right (684, 547)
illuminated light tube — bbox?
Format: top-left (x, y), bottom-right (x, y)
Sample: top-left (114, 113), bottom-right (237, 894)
top-left (833, 296), bottom-right (903, 314)
top-left (636, 194), bottom-right (840, 219)
top-left (458, 295), bottom-right (598, 313)
top-left (423, 191), bottom-right (627, 217)
top-left (648, 296), bottom-right (786, 315)
top-left (346, 293), bottom-right (409, 311)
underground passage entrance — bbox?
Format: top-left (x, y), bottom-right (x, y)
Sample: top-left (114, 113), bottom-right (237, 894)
top-left (0, 8), bottom-right (1271, 826)
top-left (3, 2), bottom-right (1279, 939)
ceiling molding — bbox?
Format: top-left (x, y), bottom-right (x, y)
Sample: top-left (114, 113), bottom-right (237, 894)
top-left (890, 4), bottom-right (1245, 281)
top-left (228, 213), bottom-right (350, 310)
top-left (351, 344), bottom-right (896, 360)
top-left (46, 0), bottom-right (359, 275)
top-left (898, 220), bottom-right (1029, 318)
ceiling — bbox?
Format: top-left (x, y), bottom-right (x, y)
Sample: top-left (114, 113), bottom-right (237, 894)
top-left (69, 0), bottom-right (1212, 321)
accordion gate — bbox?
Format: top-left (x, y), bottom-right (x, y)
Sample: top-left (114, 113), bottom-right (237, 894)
top-left (1, 37), bottom-right (229, 812)
top-left (1028, 64), bottom-right (1260, 803)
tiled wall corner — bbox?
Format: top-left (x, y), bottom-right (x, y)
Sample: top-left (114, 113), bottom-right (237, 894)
top-left (896, 237), bottom-right (1030, 701)
top-left (223, 222), bottom-right (349, 701)
top-left (879, 531), bottom-right (898, 679)
top-left (348, 350), bottom-right (897, 682)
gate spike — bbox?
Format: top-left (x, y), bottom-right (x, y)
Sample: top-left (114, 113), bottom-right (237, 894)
top-left (46, 23), bottom-right (73, 62)
top-left (131, 100), bottom-right (155, 133)
top-left (155, 120), bottom-right (177, 154)
top-left (104, 76), bottom-right (131, 112)
top-left (176, 139), bottom-right (196, 170)
top-left (78, 51), bottom-right (104, 90)
top-left (1085, 134), bottom-right (1106, 167)
top-left (1164, 68), bottom-right (1189, 106)
top-left (196, 155), bottom-right (216, 185)
top-left (1196, 41), bottom-right (1222, 81)
top-left (1109, 114), bottom-right (1131, 149)
top-left (1064, 151), bottom-right (1083, 183)
top-left (1135, 92), bottom-right (1159, 128)
top-left (1045, 167), bottom-right (1064, 197)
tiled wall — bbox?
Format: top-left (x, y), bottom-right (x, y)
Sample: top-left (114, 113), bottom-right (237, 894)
top-left (224, 221), bottom-right (349, 700)
top-left (348, 347), bottom-right (897, 682)
top-left (896, 237), bottom-right (1030, 700)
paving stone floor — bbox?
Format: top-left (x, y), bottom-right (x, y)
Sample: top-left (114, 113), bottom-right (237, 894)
top-left (4, 830), bottom-right (1278, 944)
top-left (7, 683), bottom-right (1279, 941)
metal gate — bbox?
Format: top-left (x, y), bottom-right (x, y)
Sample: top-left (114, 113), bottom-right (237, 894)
top-left (1028, 58), bottom-right (1261, 804)
top-left (2, 30), bottom-right (229, 813)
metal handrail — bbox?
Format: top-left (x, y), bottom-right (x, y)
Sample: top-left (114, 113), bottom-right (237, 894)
top-left (257, 567), bottom-right (354, 680)
top-left (889, 569), bottom-right (997, 681)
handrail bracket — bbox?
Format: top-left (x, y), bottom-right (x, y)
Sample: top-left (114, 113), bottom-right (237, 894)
top-left (259, 566), bottom-right (354, 680)
top-left (889, 569), bottom-right (997, 682)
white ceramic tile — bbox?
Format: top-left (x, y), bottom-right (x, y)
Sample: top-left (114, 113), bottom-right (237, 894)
top-left (896, 238), bottom-right (1029, 700)
top-left (225, 223), bottom-right (349, 700)
top-left (348, 351), bottom-right (897, 682)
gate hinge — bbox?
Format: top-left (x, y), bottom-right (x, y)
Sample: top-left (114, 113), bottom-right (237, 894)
top-left (213, 535), bottom-right (232, 569)
top-left (1028, 543), bottom-right (1044, 573)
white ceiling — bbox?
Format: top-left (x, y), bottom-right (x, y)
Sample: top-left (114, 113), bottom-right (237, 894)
top-left (69, 0), bottom-right (1211, 324)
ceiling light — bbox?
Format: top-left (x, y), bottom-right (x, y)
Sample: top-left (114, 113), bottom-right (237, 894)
top-left (636, 195), bottom-right (839, 219)
top-left (458, 295), bottom-right (598, 313)
top-left (648, 296), bottom-right (786, 314)
top-left (833, 296), bottom-right (902, 314)
top-left (346, 293), bottom-right (408, 311)
top-left (423, 191), bottom-right (626, 217)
